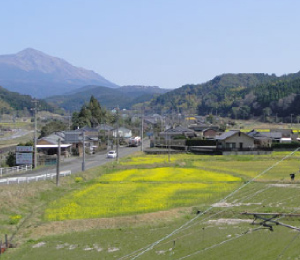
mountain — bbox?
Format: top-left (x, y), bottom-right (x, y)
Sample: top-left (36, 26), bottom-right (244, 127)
top-left (149, 72), bottom-right (300, 120)
top-left (0, 48), bottom-right (119, 98)
top-left (0, 85), bottom-right (61, 116)
top-left (45, 85), bottom-right (170, 112)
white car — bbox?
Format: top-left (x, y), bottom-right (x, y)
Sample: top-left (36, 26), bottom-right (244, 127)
top-left (107, 150), bottom-right (117, 159)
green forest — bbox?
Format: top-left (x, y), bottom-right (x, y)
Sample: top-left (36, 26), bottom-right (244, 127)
top-left (0, 86), bottom-right (61, 116)
top-left (2, 71), bottom-right (300, 123)
top-left (149, 72), bottom-right (300, 122)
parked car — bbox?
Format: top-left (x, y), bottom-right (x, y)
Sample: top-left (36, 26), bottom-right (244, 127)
top-left (107, 150), bottom-right (117, 159)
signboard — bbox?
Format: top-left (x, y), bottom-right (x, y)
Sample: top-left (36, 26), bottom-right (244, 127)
top-left (16, 152), bottom-right (33, 165)
top-left (146, 132), bottom-right (153, 137)
top-left (16, 146), bottom-right (33, 152)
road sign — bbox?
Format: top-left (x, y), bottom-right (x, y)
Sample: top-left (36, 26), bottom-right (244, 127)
top-left (16, 146), bottom-right (33, 152)
top-left (16, 152), bottom-right (33, 165)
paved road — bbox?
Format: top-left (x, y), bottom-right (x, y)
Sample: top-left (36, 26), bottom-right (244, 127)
top-left (0, 129), bottom-right (32, 141)
top-left (1, 139), bottom-right (150, 181)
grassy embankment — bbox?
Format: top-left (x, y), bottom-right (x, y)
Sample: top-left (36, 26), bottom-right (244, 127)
top-left (1, 152), bottom-right (300, 259)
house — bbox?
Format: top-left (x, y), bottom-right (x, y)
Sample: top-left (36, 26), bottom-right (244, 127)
top-left (216, 130), bottom-right (255, 151)
top-left (270, 129), bottom-right (298, 141)
top-left (202, 128), bottom-right (219, 139)
top-left (64, 127), bottom-right (100, 156)
top-left (37, 132), bottom-right (72, 165)
top-left (247, 130), bottom-right (281, 148)
top-left (112, 127), bottom-right (132, 138)
top-left (189, 124), bottom-right (219, 137)
top-left (159, 126), bottom-right (196, 140)
top-left (96, 124), bottom-right (114, 133)
top-left (189, 124), bottom-right (219, 132)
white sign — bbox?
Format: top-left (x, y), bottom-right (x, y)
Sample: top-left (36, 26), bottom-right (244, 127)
top-left (16, 146), bottom-right (33, 152)
top-left (16, 152), bottom-right (33, 165)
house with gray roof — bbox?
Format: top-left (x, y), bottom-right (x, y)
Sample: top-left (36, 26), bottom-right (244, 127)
top-left (247, 130), bottom-right (281, 148)
top-left (160, 126), bottom-right (196, 140)
top-left (216, 130), bottom-right (255, 151)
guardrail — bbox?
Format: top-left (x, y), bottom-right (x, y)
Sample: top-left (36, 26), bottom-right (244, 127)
top-left (0, 165), bottom-right (32, 177)
top-left (0, 170), bottom-right (72, 185)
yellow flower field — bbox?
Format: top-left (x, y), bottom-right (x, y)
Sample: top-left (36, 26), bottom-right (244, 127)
top-left (120, 153), bottom-right (200, 166)
top-left (44, 152), bottom-right (300, 221)
top-left (44, 168), bottom-right (241, 221)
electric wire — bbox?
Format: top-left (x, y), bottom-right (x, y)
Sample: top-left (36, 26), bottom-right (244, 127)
top-left (174, 155), bottom-right (300, 260)
top-left (124, 148), bottom-right (300, 260)
top-left (276, 232), bottom-right (300, 260)
top-left (175, 226), bottom-right (263, 260)
top-left (151, 179), bottom-right (278, 253)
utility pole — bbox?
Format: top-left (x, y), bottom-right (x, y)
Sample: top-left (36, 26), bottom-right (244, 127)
top-left (291, 114), bottom-right (294, 128)
top-left (31, 100), bottom-right (38, 168)
top-left (116, 107), bottom-right (119, 163)
top-left (141, 107), bottom-right (144, 152)
top-left (68, 111), bottom-right (71, 130)
top-left (82, 131), bottom-right (85, 171)
top-left (56, 138), bottom-right (61, 186)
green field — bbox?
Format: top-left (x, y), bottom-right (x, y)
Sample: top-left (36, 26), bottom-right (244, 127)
top-left (2, 151), bottom-right (300, 259)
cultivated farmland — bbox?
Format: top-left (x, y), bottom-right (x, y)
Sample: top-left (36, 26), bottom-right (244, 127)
top-left (1, 151), bottom-right (300, 260)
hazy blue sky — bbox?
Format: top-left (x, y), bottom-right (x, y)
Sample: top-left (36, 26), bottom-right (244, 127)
top-left (2, 0), bottom-right (300, 89)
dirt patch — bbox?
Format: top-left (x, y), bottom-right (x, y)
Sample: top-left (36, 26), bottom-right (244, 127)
top-left (207, 218), bottom-right (253, 225)
top-left (212, 202), bottom-right (261, 208)
top-left (268, 184), bottom-right (300, 188)
top-left (29, 207), bottom-right (190, 239)
top-left (32, 241), bottom-right (46, 248)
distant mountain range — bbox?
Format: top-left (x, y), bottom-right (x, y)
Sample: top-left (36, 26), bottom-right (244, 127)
top-left (2, 48), bottom-right (300, 120)
top-left (0, 48), bottom-right (119, 98)
top-left (46, 85), bottom-right (170, 111)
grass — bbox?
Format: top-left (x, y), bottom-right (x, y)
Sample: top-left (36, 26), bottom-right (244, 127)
top-left (2, 151), bottom-right (300, 259)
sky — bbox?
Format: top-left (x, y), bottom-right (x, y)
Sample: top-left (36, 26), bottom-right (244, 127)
top-left (2, 0), bottom-right (300, 89)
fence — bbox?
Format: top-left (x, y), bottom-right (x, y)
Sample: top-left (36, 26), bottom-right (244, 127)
top-left (0, 165), bottom-right (32, 177)
top-left (0, 170), bottom-right (72, 185)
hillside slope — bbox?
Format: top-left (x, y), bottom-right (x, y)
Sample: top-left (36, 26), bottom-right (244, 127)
top-left (150, 72), bottom-right (300, 120)
top-left (0, 85), bottom-right (60, 115)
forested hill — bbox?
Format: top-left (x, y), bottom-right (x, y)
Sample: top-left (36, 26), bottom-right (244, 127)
top-left (149, 72), bottom-right (300, 120)
top-left (0, 86), bottom-right (60, 116)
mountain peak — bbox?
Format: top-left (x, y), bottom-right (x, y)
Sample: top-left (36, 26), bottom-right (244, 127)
top-left (18, 47), bottom-right (43, 54)
top-left (16, 48), bottom-right (50, 59)
top-left (0, 48), bottom-right (119, 97)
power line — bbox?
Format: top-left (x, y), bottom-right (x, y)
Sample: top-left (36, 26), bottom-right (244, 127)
top-left (125, 148), bottom-right (300, 260)
top-left (276, 232), bottom-right (300, 260)
top-left (176, 227), bottom-right (260, 260)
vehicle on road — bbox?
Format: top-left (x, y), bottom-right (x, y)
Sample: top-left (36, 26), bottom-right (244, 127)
top-left (107, 150), bottom-right (117, 158)
top-left (128, 136), bottom-right (141, 147)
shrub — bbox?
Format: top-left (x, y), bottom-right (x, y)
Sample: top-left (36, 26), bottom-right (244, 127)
top-left (75, 177), bottom-right (83, 183)
top-left (9, 215), bottom-right (22, 225)
top-left (272, 141), bottom-right (300, 149)
top-left (186, 139), bottom-right (216, 146)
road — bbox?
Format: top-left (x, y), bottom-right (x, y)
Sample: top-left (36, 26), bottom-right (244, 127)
top-left (0, 129), bottom-right (32, 141)
top-left (1, 139), bottom-right (150, 182)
